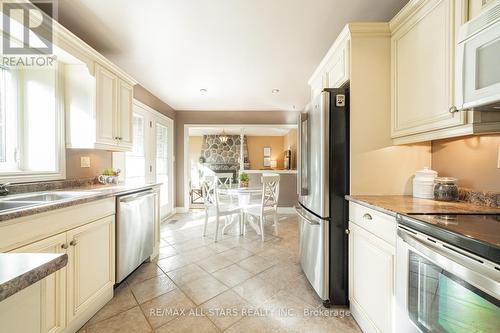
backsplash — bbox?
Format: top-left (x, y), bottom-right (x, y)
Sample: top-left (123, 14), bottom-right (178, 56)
top-left (65, 149), bottom-right (112, 180)
top-left (459, 188), bottom-right (499, 208)
top-left (432, 134), bottom-right (500, 192)
top-left (6, 178), bottom-right (98, 195)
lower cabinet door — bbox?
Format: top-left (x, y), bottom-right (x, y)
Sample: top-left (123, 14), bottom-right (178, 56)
top-left (349, 222), bottom-right (394, 333)
top-left (11, 233), bottom-right (67, 333)
top-left (0, 282), bottom-right (42, 333)
top-left (66, 215), bottom-right (115, 322)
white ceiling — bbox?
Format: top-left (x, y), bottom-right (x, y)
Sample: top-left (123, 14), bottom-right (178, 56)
top-left (54, 0), bottom-right (407, 111)
top-left (189, 127), bottom-right (292, 136)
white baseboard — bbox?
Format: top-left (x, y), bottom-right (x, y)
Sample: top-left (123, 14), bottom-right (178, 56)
top-left (175, 206), bottom-right (295, 214)
top-left (175, 207), bottom-right (189, 213)
top-left (277, 207), bottom-right (296, 214)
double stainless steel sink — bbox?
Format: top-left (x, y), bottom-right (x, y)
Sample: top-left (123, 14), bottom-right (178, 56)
top-left (0, 191), bottom-right (93, 213)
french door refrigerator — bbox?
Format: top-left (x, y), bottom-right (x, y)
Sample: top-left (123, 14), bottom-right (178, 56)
top-left (296, 87), bottom-right (349, 307)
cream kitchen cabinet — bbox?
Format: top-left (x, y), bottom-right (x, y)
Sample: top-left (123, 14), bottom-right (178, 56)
top-left (65, 62), bottom-right (135, 152)
top-left (348, 202), bottom-right (396, 333)
top-left (10, 233), bottom-right (67, 333)
top-left (1, 198), bottom-right (116, 333)
top-left (0, 281), bottom-right (43, 333)
top-left (390, 0), bottom-right (500, 144)
top-left (66, 215), bottom-right (115, 324)
top-left (390, 0), bottom-right (466, 143)
top-left (309, 27), bottom-right (350, 99)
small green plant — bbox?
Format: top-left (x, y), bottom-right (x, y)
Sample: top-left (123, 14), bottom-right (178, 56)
top-left (239, 172), bottom-right (249, 182)
top-left (102, 168), bottom-right (121, 176)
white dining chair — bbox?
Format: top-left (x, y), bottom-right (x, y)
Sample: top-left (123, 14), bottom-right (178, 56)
top-left (202, 175), bottom-right (241, 242)
top-left (216, 172), bottom-right (234, 205)
top-left (243, 173), bottom-right (280, 241)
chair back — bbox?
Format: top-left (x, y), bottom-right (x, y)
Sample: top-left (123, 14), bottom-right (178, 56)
top-left (201, 175), bottom-right (219, 209)
top-left (216, 172), bottom-right (233, 189)
top-left (260, 173), bottom-right (280, 213)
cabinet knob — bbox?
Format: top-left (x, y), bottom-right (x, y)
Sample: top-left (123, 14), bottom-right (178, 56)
top-left (362, 213), bottom-right (373, 220)
top-left (70, 240), bottom-right (78, 246)
top-left (61, 243), bottom-right (68, 249)
top-left (449, 106), bottom-right (459, 114)
top-left (345, 229), bottom-right (350, 235)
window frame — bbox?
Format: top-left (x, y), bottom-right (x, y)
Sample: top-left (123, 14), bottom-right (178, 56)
top-left (0, 64), bottom-right (66, 183)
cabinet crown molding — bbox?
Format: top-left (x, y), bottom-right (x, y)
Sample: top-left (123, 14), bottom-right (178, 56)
top-left (390, 0), bottom-right (432, 31)
top-left (3, 0), bottom-right (137, 86)
top-left (308, 22), bottom-right (389, 86)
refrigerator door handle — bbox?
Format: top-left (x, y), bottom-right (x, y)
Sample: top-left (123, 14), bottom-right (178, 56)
top-left (298, 112), bottom-right (309, 196)
top-left (295, 205), bottom-right (321, 225)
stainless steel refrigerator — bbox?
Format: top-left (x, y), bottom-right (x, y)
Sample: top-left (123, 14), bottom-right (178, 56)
top-left (296, 87), bottom-right (349, 307)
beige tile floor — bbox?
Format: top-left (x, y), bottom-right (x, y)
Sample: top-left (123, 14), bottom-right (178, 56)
top-left (80, 211), bottom-right (361, 333)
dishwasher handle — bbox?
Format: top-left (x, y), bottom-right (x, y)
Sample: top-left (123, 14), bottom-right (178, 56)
top-left (119, 190), bottom-right (157, 204)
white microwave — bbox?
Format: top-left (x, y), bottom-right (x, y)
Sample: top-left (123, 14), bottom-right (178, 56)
top-left (456, 0), bottom-right (500, 111)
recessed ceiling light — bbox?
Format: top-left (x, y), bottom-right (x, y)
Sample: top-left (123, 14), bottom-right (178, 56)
top-left (272, 89), bottom-right (280, 93)
top-left (200, 88), bottom-right (207, 93)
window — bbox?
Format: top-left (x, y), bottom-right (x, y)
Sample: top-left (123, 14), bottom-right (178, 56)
top-left (125, 113), bottom-right (146, 185)
top-left (121, 101), bottom-right (174, 218)
top-left (0, 65), bottom-right (64, 182)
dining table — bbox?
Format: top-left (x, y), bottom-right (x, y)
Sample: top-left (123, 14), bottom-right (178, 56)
top-left (218, 185), bottom-right (263, 235)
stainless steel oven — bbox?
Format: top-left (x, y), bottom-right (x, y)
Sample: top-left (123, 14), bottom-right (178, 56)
top-left (395, 225), bottom-right (500, 332)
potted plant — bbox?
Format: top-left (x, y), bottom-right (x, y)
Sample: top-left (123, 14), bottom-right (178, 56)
top-left (239, 172), bottom-right (249, 187)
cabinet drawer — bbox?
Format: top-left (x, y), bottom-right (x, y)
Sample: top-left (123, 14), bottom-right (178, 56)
top-left (349, 202), bottom-right (397, 246)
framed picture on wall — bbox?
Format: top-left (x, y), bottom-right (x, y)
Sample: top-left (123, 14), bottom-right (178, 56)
top-left (263, 157), bottom-right (271, 167)
top-left (263, 147), bottom-right (271, 157)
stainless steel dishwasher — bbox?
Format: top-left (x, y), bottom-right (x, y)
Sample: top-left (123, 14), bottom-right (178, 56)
top-left (116, 189), bottom-right (157, 283)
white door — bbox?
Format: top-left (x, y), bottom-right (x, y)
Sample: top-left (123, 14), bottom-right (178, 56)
top-left (124, 101), bottom-right (174, 219)
top-left (154, 120), bottom-right (173, 218)
top-left (125, 107), bottom-right (149, 185)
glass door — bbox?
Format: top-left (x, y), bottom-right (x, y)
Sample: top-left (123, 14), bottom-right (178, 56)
top-left (125, 112), bottom-right (148, 185)
top-left (124, 101), bottom-right (174, 219)
top-left (154, 121), bottom-right (173, 218)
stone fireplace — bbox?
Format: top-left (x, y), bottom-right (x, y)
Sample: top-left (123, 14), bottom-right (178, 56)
top-left (199, 135), bottom-right (249, 180)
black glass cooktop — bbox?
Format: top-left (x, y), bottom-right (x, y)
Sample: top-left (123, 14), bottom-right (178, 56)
top-left (397, 213), bottom-right (500, 265)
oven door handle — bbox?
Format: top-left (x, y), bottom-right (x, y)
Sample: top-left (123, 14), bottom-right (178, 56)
top-left (398, 228), bottom-right (500, 298)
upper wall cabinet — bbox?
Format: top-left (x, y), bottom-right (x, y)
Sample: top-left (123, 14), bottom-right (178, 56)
top-left (391, 0), bottom-right (466, 142)
top-left (309, 27), bottom-right (350, 98)
top-left (65, 62), bottom-right (135, 152)
top-left (390, 0), bottom-right (500, 144)
top-left (9, 2), bottom-right (140, 152)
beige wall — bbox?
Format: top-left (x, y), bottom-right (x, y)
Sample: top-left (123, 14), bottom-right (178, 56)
top-left (175, 111), bottom-right (299, 207)
top-left (188, 136), bottom-right (203, 167)
top-left (248, 173), bottom-right (297, 207)
top-left (247, 136), bottom-right (285, 169)
top-left (349, 33), bottom-right (432, 195)
top-left (65, 149), bottom-right (112, 180)
top-left (134, 85), bottom-right (176, 120)
top-left (432, 134), bottom-right (500, 192)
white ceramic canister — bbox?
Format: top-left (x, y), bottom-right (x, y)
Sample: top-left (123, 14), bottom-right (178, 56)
top-left (413, 167), bottom-right (438, 199)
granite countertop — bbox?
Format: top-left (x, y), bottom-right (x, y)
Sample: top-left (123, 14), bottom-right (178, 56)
top-left (346, 195), bottom-right (500, 217)
top-left (0, 253), bottom-right (68, 302)
top-left (0, 183), bottom-right (161, 223)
